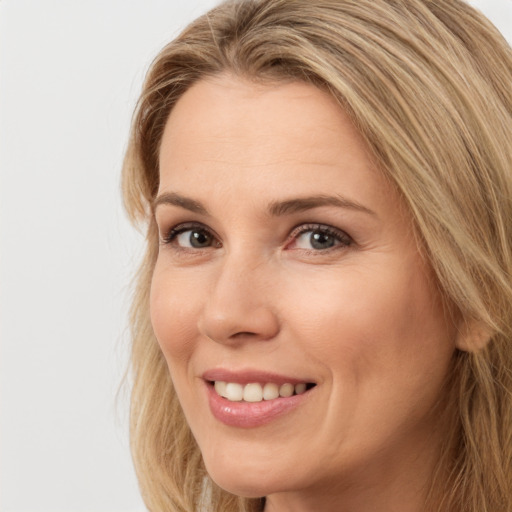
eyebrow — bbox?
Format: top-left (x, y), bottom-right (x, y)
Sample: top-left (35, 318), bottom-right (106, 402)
top-left (153, 192), bottom-right (376, 217)
top-left (153, 192), bottom-right (209, 215)
top-left (267, 195), bottom-right (376, 217)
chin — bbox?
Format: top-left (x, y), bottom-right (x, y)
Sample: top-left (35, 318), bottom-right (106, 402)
top-left (206, 467), bottom-right (269, 498)
top-left (202, 453), bottom-right (292, 498)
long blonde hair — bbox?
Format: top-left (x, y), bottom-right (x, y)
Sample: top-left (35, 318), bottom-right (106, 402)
top-left (122, 1), bottom-right (512, 510)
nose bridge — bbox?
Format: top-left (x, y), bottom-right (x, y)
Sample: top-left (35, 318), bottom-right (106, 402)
top-left (198, 247), bottom-right (279, 343)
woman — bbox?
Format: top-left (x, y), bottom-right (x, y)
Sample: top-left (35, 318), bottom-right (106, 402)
top-left (122, 1), bottom-right (512, 510)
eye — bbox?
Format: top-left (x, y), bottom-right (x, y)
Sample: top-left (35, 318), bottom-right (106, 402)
top-left (161, 223), bottom-right (221, 249)
top-left (288, 224), bottom-right (352, 251)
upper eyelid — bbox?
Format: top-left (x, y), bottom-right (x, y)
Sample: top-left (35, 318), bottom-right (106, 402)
top-left (289, 222), bottom-right (351, 239)
top-left (290, 222), bottom-right (341, 233)
top-left (161, 221), bottom-right (345, 234)
top-left (160, 221), bottom-right (217, 242)
top-left (159, 220), bottom-right (352, 246)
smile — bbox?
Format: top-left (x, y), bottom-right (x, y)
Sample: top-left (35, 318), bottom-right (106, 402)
top-left (213, 381), bottom-right (312, 402)
top-left (202, 370), bottom-right (317, 427)
top-left (205, 379), bottom-right (316, 428)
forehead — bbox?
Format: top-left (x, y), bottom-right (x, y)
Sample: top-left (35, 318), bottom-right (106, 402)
top-left (160, 75), bottom-right (368, 161)
top-left (157, 74), bottom-right (396, 219)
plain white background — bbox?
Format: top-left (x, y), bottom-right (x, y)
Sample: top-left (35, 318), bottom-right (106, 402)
top-left (0, 1), bottom-right (510, 511)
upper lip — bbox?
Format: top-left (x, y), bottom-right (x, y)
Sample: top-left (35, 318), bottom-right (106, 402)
top-left (202, 368), bottom-right (316, 386)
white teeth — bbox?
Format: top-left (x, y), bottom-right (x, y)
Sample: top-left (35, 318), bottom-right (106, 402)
top-left (295, 383), bottom-right (307, 395)
top-left (243, 383), bottom-right (263, 402)
top-left (263, 382), bottom-right (279, 400)
top-left (279, 383), bottom-right (294, 397)
top-left (214, 381), bottom-right (227, 397)
top-left (214, 381), bottom-right (310, 402)
top-left (225, 382), bottom-right (244, 401)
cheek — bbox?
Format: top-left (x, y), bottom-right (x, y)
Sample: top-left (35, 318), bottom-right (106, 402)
top-left (284, 258), bottom-right (455, 386)
top-left (149, 265), bottom-right (201, 366)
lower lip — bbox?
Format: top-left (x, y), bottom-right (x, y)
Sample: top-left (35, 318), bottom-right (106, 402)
top-left (206, 382), bottom-right (312, 428)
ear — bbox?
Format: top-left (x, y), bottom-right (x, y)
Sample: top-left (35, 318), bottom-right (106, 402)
top-left (455, 318), bottom-right (493, 353)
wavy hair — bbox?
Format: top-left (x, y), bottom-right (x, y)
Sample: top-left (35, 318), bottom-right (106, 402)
top-left (122, 1), bottom-right (512, 510)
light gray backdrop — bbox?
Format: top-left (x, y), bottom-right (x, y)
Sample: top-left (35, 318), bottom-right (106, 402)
top-left (1, 1), bottom-right (511, 511)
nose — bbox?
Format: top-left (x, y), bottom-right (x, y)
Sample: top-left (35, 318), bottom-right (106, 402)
top-left (197, 254), bottom-right (280, 345)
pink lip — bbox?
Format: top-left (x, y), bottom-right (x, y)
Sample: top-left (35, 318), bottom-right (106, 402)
top-left (202, 368), bottom-right (313, 386)
top-left (202, 369), bottom-right (316, 428)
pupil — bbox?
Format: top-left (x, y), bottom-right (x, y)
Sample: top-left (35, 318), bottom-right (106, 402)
top-left (190, 230), bottom-right (210, 248)
top-left (311, 232), bottom-right (334, 249)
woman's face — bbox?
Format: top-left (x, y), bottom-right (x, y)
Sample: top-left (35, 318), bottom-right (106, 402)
top-left (151, 75), bottom-right (458, 508)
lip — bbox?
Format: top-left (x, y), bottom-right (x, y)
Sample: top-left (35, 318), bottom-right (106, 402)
top-left (202, 369), bottom-right (316, 428)
top-left (202, 368), bottom-right (314, 386)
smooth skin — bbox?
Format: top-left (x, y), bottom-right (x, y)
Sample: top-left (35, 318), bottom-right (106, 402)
top-left (151, 75), bottom-right (460, 512)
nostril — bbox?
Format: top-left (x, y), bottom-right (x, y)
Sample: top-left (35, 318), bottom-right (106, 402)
top-left (231, 331), bottom-right (259, 338)
top-left (198, 298), bottom-right (280, 346)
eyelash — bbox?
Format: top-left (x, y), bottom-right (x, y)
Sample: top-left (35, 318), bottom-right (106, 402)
top-left (160, 222), bottom-right (353, 253)
top-left (161, 222), bottom-right (221, 249)
top-left (289, 223), bottom-right (353, 252)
